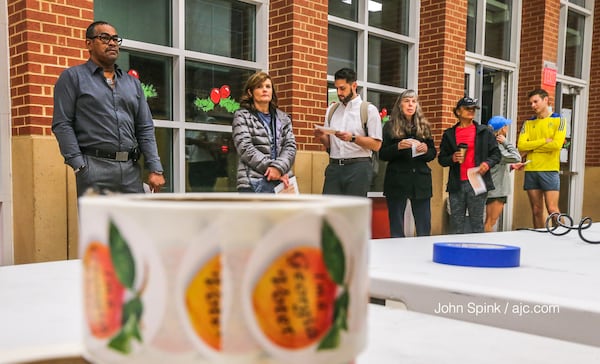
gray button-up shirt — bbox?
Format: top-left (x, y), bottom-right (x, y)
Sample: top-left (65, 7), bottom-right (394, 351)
top-left (52, 59), bottom-right (163, 173)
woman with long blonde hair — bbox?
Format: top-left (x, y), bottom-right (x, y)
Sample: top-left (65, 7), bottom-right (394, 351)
top-left (379, 90), bottom-right (436, 237)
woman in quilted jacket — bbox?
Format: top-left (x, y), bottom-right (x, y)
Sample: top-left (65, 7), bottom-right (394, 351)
top-left (232, 72), bottom-right (296, 192)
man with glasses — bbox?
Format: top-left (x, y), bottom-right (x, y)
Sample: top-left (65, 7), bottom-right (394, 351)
top-left (438, 97), bottom-right (501, 233)
top-left (52, 21), bottom-right (165, 196)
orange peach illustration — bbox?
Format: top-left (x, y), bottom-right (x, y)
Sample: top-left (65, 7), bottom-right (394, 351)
top-left (83, 242), bottom-right (126, 339)
top-left (252, 246), bottom-right (337, 349)
top-left (185, 253), bottom-right (222, 350)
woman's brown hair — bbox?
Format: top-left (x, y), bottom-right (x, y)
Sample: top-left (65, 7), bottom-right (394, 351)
top-left (239, 71), bottom-right (278, 113)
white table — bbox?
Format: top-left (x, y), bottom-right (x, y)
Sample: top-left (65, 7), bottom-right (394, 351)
top-left (358, 304), bottom-right (600, 363)
top-left (0, 260), bottom-right (83, 363)
top-left (2, 260), bottom-right (600, 363)
top-left (369, 225), bottom-right (600, 347)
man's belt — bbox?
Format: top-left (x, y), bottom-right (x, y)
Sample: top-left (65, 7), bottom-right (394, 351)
top-left (81, 147), bottom-right (139, 162)
top-left (329, 157), bottom-right (371, 165)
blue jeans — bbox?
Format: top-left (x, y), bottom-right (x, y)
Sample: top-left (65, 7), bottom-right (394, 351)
top-left (386, 197), bottom-right (431, 238)
top-left (448, 181), bottom-right (487, 234)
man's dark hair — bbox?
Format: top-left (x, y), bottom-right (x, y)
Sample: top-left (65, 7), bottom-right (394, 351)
top-left (527, 89), bottom-right (549, 99)
top-left (86, 21), bottom-right (112, 39)
top-left (334, 68), bottom-right (357, 83)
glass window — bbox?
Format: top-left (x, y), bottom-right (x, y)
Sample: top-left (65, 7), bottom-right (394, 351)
top-left (466, 0), bottom-right (477, 52)
top-left (94, 0), bottom-right (171, 46)
top-left (118, 50), bottom-right (173, 121)
top-left (186, 0), bottom-right (256, 61)
top-left (366, 89), bottom-right (397, 115)
top-left (185, 130), bottom-right (236, 192)
top-left (185, 61), bottom-right (254, 126)
top-left (329, 0), bottom-right (358, 21)
top-left (569, 0), bottom-right (586, 6)
top-left (328, 26), bottom-right (357, 75)
top-left (368, 0), bottom-right (409, 35)
top-left (484, 0), bottom-right (512, 60)
top-left (140, 128), bottom-right (174, 192)
top-left (564, 10), bottom-right (584, 78)
top-left (367, 36), bottom-right (408, 89)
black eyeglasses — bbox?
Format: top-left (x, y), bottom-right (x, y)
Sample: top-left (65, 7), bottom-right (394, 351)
top-left (89, 33), bottom-right (123, 46)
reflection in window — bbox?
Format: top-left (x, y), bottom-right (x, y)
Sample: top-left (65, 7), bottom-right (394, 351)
top-left (118, 50), bottom-right (172, 120)
top-left (95, 0), bottom-right (171, 46)
top-left (368, 36), bottom-right (408, 89)
top-left (140, 128), bottom-right (173, 192)
top-left (564, 10), bottom-right (584, 78)
top-left (329, 0), bottom-right (358, 21)
top-left (367, 89), bottom-right (399, 192)
top-left (484, 0), bottom-right (512, 60)
top-left (466, 0), bottom-right (477, 52)
top-left (328, 26), bottom-right (357, 75)
top-left (185, 61), bottom-right (254, 126)
top-left (369, 0), bottom-right (409, 35)
top-left (186, 0), bottom-right (256, 61)
top-left (569, 0), bottom-right (586, 6)
top-left (185, 130), bottom-right (236, 192)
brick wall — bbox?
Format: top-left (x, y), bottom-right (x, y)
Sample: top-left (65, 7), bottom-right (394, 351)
top-left (517, 0), bottom-right (560, 129)
top-left (269, 0), bottom-right (328, 152)
top-left (8, 0), bottom-right (92, 137)
top-left (587, 1), bottom-right (600, 166)
top-left (418, 0), bottom-right (468, 142)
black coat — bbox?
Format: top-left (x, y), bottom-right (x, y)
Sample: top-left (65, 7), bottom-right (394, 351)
top-left (437, 121), bottom-right (501, 193)
top-left (379, 123), bottom-right (437, 199)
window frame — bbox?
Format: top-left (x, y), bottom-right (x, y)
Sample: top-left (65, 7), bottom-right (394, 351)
top-left (119, 0), bottom-right (269, 192)
top-left (327, 0), bottom-right (419, 99)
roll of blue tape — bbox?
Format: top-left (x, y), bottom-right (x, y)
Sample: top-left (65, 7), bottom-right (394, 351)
top-left (433, 242), bottom-right (520, 268)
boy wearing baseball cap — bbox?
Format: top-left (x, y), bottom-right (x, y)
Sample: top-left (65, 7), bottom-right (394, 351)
top-left (484, 116), bottom-right (522, 232)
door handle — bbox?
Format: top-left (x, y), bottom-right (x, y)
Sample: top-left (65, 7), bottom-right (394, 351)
top-left (560, 171), bottom-right (578, 176)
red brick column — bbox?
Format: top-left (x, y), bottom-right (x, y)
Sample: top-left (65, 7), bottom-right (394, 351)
top-left (8, 0), bottom-right (92, 136)
top-left (418, 0), bottom-right (468, 140)
top-left (587, 1), bottom-right (600, 166)
top-left (517, 0), bottom-right (560, 128)
top-left (269, 0), bottom-right (328, 152)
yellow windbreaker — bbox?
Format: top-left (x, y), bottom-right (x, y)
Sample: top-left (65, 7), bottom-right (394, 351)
top-left (517, 113), bottom-right (567, 172)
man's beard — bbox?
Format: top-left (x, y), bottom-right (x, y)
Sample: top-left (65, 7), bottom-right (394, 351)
top-left (339, 91), bottom-right (355, 105)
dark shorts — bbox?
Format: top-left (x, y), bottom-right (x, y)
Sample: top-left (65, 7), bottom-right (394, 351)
top-left (486, 196), bottom-right (507, 205)
top-left (523, 171), bottom-right (560, 191)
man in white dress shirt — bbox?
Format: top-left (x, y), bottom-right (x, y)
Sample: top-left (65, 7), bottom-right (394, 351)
top-left (314, 68), bottom-right (382, 196)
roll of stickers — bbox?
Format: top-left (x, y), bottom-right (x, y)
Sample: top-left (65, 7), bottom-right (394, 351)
top-left (78, 193), bottom-right (370, 364)
top-left (433, 242), bottom-right (520, 268)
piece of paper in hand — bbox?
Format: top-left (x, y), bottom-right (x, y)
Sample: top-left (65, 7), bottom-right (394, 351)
top-left (274, 176), bottom-right (300, 195)
top-left (406, 138), bottom-right (425, 157)
top-left (315, 125), bottom-right (338, 135)
top-left (467, 167), bottom-right (487, 195)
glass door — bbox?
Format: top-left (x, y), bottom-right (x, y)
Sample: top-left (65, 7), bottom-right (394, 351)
top-left (556, 83), bottom-right (584, 218)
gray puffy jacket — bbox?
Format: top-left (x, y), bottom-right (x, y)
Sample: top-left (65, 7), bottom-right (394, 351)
top-left (232, 108), bottom-right (296, 190)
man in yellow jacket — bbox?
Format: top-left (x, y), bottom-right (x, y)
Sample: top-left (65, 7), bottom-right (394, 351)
top-left (517, 89), bottom-right (567, 228)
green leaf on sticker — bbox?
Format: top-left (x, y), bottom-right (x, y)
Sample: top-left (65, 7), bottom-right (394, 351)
top-left (321, 219), bottom-right (346, 285)
top-left (108, 314), bottom-right (139, 354)
top-left (334, 288), bottom-right (349, 331)
top-left (122, 297), bottom-right (144, 342)
top-left (109, 220), bottom-right (136, 290)
top-left (317, 324), bottom-right (341, 351)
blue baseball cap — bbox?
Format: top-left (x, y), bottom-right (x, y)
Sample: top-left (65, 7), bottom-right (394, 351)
top-left (488, 115), bottom-right (512, 131)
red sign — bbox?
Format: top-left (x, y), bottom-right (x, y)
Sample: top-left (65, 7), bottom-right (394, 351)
top-left (543, 67), bottom-right (557, 87)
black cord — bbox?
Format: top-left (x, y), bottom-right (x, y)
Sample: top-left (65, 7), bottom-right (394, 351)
top-left (517, 213), bottom-right (600, 244)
